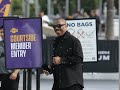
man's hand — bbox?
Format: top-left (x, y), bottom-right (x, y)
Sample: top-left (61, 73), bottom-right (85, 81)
top-left (9, 72), bottom-right (18, 80)
top-left (53, 56), bottom-right (61, 65)
top-left (9, 69), bottom-right (20, 80)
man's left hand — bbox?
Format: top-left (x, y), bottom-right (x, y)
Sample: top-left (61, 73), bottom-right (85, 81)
top-left (53, 56), bottom-right (61, 65)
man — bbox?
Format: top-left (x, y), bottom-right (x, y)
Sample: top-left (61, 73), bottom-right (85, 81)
top-left (0, 25), bottom-right (20, 90)
top-left (39, 10), bottom-right (50, 27)
top-left (89, 10), bottom-right (100, 34)
top-left (43, 18), bottom-right (84, 90)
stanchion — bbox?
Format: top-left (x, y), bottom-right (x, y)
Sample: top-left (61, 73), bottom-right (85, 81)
top-left (27, 69), bottom-right (32, 90)
top-left (23, 68), bottom-right (41, 90)
top-left (118, 0), bottom-right (120, 90)
top-left (36, 68), bottom-right (40, 90)
top-left (23, 69), bottom-right (27, 90)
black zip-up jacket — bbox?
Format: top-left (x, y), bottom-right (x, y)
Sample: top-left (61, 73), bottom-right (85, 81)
top-left (52, 31), bottom-right (84, 89)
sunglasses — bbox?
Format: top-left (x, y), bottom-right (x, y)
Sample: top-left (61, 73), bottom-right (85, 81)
top-left (52, 24), bottom-right (66, 30)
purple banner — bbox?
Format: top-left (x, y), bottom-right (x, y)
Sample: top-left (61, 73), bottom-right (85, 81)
top-left (0, 0), bottom-right (11, 17)
top-left (4, 18), bottom-right (43, 69)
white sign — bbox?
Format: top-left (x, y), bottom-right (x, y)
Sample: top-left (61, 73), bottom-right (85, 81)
top-left (66, 19), bottom-right (97, 62)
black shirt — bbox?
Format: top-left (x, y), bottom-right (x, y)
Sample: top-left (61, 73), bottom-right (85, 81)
top-left (52, 31), bottom-right (84, 88)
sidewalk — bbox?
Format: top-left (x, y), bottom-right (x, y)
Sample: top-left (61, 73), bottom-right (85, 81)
top-left (40, 72), bottom-right (119, 80)
top-left (18, 72), bottom-right (119, 90)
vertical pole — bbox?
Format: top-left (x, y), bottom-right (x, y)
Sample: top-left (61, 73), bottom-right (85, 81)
top-left (22, 0), bottom-right (25, 17)
top-left (25, 0), bottom-right (27, 17)
top-left (23, 69), bottom-right (27, 90)
top-left (118, 0), bottom-right (120, 90)
top-left (65, 0), bottom-right (69, 17)
top-left (47, 0), bottom-right (51, 17)
top-left (24, 0), bottom-right (30, 17)
top-left (77, 0), bottom-right (80, 11)
top-left (35, 0), bottom-right (39, 17)
top-left (51, 2), bottom-right (54, 16)
top-left (99, 0), bottom-right (102, 20)
top-left (27, 0), bottom-right (30, 17)
top-left (99, 0), bottom-right (102, 35)
top-left (27, 69), bottom-right (32, 90)
top-left (36, 68), bottom-right (40, 90)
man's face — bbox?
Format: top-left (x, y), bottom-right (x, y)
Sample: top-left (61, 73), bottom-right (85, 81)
top-left (53, 20), bottom-right (67, 36)
top-left (39, 12), bottom-right (44, 17)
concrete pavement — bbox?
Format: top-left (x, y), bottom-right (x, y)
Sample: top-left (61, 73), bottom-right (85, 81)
top-left (18, 72), bottom-right (119, 90)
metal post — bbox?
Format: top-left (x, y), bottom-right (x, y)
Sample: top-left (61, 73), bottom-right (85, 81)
top-left (23, 69), bottom-right (27, 90)
top-left (118, 0), bottom-right (120, 90)
top-left (47, 0), bottom-right (51, 17)
top-left (65, 0), bottom-right (69, 17)
top-left (27, 69), bottom-right (32, 90)
top-left (36, 68), bottom-right (40, 90)
top-left (22, 0), bottom-right (25, 17)
top-left (51, 2), bottom-right (54, 16)
top-left (99, 0), bottom-right (102, 19)
top-left (24, 0), bottom-right (27, 17)
top-left (99, 0), bottom-right (102, 36)
top-left (35, 0), bottom-right (39, 17)
top-left (24, 0), bottom-right (30, 17)
top-left (77, 0), bottom-right (80, 11)
top-left (27, 0), bottom-right (30, 17)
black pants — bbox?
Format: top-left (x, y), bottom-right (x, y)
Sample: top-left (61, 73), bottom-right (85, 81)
top-left (52, 84), bottom-right (83, 90)
top-left (0, 73), bottom-right (19, 90)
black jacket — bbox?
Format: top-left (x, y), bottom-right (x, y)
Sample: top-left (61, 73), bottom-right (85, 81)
top-left (52, 31), bottom-right (84, 88)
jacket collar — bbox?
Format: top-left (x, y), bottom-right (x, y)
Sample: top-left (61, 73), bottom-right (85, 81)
top-left (56, 31), bottom-right (70, 41)
top-left (63, 31), bottom-right (70, 39)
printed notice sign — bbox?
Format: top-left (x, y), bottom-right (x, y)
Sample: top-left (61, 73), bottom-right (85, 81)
top-left (66, 19), bottom-right (97, 62)
top-left (4, 18), bottom-right (43, 69)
